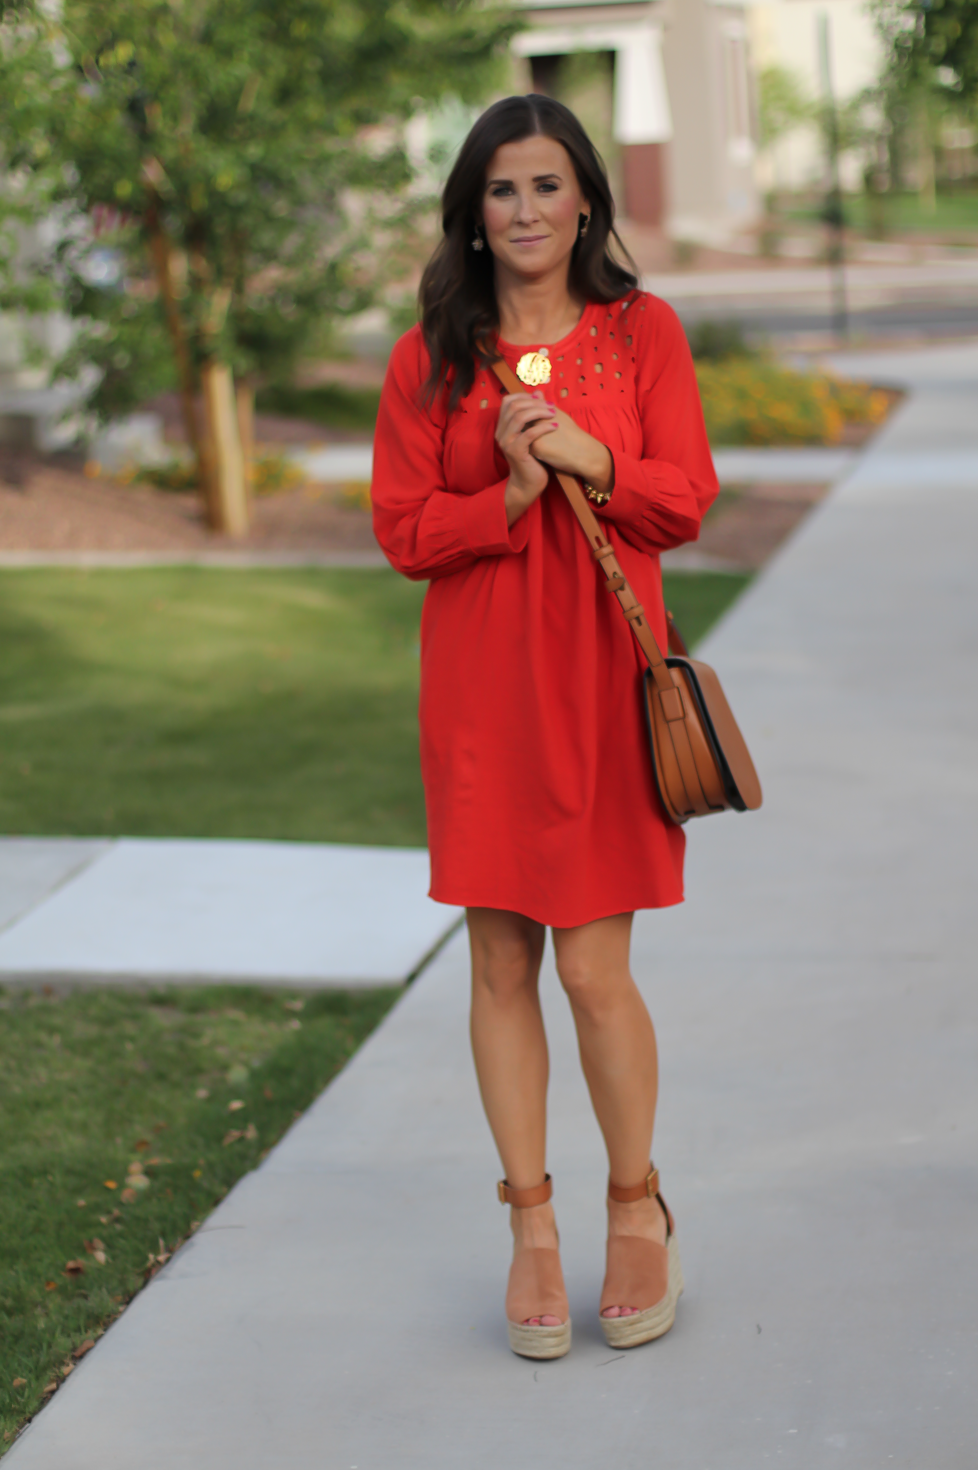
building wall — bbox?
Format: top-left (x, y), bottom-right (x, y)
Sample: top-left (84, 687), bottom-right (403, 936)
top-left (515, 0), bottom-right (760, 239)
top-left (661, 0), bottom-right (758, 242)
top-left (515, 3), bottom-right (673, 225)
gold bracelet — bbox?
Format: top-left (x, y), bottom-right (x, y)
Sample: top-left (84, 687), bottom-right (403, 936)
top-left (583, 480), bottom-right (612, 507)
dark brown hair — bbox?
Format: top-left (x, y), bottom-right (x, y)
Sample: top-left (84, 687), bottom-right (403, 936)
top-left (419, 94), bottom-right (638, 409)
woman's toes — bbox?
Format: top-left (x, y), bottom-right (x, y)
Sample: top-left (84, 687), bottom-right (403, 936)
top-left (601, 1305), bottom-right (638, 1318)
top-left (523, 1313), bottom-right (562, 1327)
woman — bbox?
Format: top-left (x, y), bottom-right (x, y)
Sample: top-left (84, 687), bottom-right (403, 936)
top-left (371, 94), bottom-right (718, 1360)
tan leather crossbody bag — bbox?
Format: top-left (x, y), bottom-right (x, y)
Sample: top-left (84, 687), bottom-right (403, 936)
top-left (491, 357), bottom-right (762, 825)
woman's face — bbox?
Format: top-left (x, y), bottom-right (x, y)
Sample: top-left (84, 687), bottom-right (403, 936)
top-left (479, 133), bottom-right (589, 280)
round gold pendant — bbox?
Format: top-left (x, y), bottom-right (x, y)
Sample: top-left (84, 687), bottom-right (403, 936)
top-left (515, 351), bottom-right (552, 387)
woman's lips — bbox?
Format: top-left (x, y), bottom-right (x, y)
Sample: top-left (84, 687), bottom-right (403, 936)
top-left (511, 234), bottom-right (548, 244)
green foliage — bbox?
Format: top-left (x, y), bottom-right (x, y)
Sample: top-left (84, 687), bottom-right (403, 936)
top-left (0, 0), bottom-right (518, 406)
top-left (686, 319), bottom-right (756, 363)
top-left (55, 267), bottom-right (179, 424)
top-left (877, 0), bottom-right (978, 97)
top-left (871, 0), bottom-right (978, 195)
top-left (696, 359), bottom-right (890, 447)
top-left (0, 981), bottom-right (399, 1447)
top-left (757, 64), bottom-right (813, 150)
top-left (127, 460), bottom-right (198, 493)
top-left (255, 382), bottom-right (382, 431)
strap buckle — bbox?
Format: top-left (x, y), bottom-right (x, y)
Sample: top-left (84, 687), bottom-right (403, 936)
top-left (607, 1163), bottom-right (659, 1204)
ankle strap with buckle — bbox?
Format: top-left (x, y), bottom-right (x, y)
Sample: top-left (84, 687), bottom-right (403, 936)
top-left (607, 1164), bottom-right (660, 1204)
top-left (497, 1173), bottom-right (553, 1207)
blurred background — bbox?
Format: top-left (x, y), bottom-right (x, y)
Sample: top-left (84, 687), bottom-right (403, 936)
top-left (0, 0), bottom-right (972, 847)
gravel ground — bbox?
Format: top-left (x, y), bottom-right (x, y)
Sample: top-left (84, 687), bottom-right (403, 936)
top-left (0, 450), bottom-right (825, 568)
top-left (0, 455), bottom-right (378, 555)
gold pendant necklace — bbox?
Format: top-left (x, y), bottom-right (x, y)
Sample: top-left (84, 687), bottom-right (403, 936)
top-left (515, 347), bottom-right (551, 387)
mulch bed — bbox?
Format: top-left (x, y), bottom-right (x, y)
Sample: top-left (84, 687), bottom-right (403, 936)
top-left (0, 454), bottom-right (379, 555)
top-left (692, 482), bottom-right (831, 570)
top-left (1, 425), bottom-right (831, 568)
top-left (0, 456), bottom-right (824, 568)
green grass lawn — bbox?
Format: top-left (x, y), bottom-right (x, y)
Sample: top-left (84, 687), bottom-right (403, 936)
top-left (0, 983), bottom-right (398, 1450)
top-left (0, 567), bottom-right (749, 842)
top-left (0, 568), bottom-right (428, 844)
top-left (783, 187), bottom-right (978, 237)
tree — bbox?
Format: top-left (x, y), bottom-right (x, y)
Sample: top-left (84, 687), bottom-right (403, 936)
top-left (872, 1), bottom-right (978, 209)
top-left (0, 0), bottom-right (516, 532)
top-left (757, 64), bottom-right (813, 155)
top-left (894, 0), bottom-right (978, 93)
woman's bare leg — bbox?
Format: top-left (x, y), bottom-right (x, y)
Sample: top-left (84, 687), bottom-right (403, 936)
top-left (467, 907), bottom-right (561, 1326)
top-left (551, 912), bottom-right (666, 1318)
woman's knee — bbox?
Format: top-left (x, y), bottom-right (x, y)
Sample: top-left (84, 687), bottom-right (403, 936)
top-left (469, 912), bottom-right (543, 1003)
top-left (554, 953), bottom-right (627, 1023)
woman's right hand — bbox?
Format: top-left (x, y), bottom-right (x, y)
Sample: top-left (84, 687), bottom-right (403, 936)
top-left (495, 391), bottom-right (558, 526)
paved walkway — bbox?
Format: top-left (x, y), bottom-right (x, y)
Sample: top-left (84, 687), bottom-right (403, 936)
top-left (0, 838), bottom-right (460, 987)
top-left (292, 444), bottom-right (862, 488)
top-left (7, 342), bottom-right (978, 1468)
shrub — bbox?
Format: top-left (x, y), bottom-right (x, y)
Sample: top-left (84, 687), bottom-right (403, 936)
top-left (338, 480), bottom-right (372, 511)
top-left (696, 359), bottom-right (889, 446)
top-left (686, 319), bottom-right (756, 362)
top-left (128, 460), bottom-right (198, 493)
top-left (128, 450), bottom-right (303, 495)
top-left (251, 451), bottom-right (304, 496)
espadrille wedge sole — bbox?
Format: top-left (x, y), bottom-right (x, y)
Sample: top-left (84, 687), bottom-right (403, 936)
top-left (600, 1234), bottom-right (683, 1349)
top-left (498, 1172), bottom-right (571, 1361)
top-left (507, 1316), bottom-right (573, 1359)
top-left (599, 1162), bottom-right (683, 1350)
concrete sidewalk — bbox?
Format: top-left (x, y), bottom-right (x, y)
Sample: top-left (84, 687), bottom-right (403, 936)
top-left (7, 341), bottom-right (978, 1468)
top-left (0, 838), bottom-right (461, 986)
top-left (286, 442), bottom-right (865, 491)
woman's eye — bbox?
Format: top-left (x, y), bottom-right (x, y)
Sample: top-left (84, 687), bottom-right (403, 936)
top-left (538, 182), bottom-right (558, 193)
top-left (490, 185), bottom-right (513, 197)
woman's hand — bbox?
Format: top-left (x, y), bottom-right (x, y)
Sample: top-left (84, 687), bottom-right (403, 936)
top-left (496, 391), bottom-right (558, 525)
top-left (529, 405), bottom-right (613, 494)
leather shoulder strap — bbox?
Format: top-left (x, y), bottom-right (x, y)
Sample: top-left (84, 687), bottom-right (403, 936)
top-left (490, 356), bottom-right (673, 692)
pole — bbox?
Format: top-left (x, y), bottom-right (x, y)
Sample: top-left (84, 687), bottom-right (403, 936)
top-left (818, 11), bottom-right (848, 342)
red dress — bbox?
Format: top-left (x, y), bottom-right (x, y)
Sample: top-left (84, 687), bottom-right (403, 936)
top-left (371, 291), bottom-right (718, 927)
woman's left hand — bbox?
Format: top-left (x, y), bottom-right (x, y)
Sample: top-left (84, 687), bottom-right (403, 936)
top-left (524, 400), bottom-right (613, 493)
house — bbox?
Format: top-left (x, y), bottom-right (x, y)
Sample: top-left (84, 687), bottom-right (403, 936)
top-left (513, 0), bottom-right (759, 241)
top-left (513, 0), bottom-right (882, 240)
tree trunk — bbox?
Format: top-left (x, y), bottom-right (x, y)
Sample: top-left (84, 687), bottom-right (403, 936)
top-left (145, 202), bottom-right (215, 515)
top-left (201, 360), bottom-right (249, 536)
top-left (235, 378), bottom-right (255, 505)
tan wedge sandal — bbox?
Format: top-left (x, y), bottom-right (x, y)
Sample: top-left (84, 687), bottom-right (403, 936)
top-left (599, 1163), bottom-right (684, 1349)
top-left (498, 1173), bottom-right (572, 1360)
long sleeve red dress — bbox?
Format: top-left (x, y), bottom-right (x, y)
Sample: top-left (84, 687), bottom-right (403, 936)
top-left (371, 290), bottom-right (718, 928)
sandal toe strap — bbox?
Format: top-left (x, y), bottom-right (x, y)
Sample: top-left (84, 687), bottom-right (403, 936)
top-left (506, 1247), bottom-right (568, 1325)
top-left (600, 1235), bottom-right (669, 1315)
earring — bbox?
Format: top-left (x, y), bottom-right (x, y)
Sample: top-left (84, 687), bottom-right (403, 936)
top-left (579, 214), bottom-right (591, 239)
top-left (471, 228), bottom-right (484, 252)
